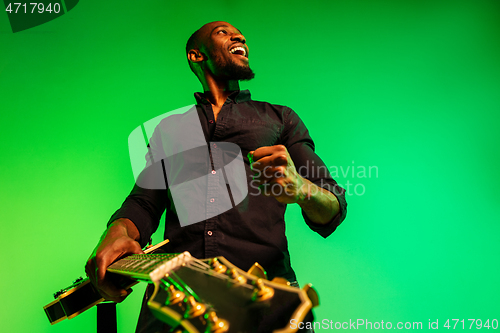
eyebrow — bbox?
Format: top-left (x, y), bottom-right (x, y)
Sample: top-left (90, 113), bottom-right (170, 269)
top-left (211, 25), bottom-right (243, 35)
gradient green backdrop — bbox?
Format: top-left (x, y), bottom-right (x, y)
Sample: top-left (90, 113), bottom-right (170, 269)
top-left (1, 0), bottom-right (499, 332)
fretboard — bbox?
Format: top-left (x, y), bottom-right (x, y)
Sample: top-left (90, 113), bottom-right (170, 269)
top-left (107, 252), bottom-right (192, 282)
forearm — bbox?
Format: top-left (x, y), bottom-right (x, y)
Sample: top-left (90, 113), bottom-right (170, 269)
top-left (297, 178), bottom-right (340, 225)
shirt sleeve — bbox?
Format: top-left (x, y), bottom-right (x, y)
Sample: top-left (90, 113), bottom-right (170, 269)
top-left (107, 122), bottom-right (169, 247)
top-left (280, 107), bottom-right (347, 238)
top-left (107, 184), bottom-right (167, 247)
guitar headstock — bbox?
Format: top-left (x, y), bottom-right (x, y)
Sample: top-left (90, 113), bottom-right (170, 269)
top-left (147, 256), bottom-right (318, 333)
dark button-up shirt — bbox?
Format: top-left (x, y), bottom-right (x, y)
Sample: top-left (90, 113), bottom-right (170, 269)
top-left (109, 90), bottom-right (347, 281)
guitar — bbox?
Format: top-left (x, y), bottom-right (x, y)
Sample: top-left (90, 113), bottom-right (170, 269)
top-left (43, 242), bottom-right (319, 333)
top-left (43, 239), bottom-right (171, 325)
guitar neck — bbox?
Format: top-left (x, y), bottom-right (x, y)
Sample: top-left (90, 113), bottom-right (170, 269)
top-left (44, 240), bottom-right (318, 333)
top-left (107, 252), bottom-right (192, 282)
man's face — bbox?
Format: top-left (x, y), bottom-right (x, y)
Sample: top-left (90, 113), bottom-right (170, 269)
top-left (199, 22), bottom-right (255, 81)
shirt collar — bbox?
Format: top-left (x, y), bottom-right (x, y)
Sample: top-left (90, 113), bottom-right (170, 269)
top-left (194, 89), bottom-right (251, 105)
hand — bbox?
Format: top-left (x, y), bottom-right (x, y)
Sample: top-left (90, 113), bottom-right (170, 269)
top-left (85, 218), bottom-right (143, 302)
top-left (249, 145), bottom-right (310, 204)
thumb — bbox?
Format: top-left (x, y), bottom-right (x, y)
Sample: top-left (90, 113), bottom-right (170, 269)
top-left (127, 240), bottom-right (145, 256)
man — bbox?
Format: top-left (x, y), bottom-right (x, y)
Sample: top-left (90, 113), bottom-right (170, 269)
top-left (86, 21), bottom-right (347, 332)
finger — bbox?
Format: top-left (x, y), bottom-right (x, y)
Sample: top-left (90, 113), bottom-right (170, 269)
top-left (98, 287), bottom-right (132, 303)
top-left (251, 157), bottom-right (276, 173)
top-left (127, 240), bottom-right (144, 255)
top-left (96, 252), bottom-right (112, 283)
top-left (252, 161), bottom-right (285, 183)
top-left (252, 145), bottom-right (286, 161)
top-left (251, 146), bottom-right (275, 161)
top-left (98, 277), bottom-right (130, 299)
top-left (252, 165), bottom-right (275, 185)
top-left (251, 151), bottom-right (288, 170)
top-left (254, 162), bottom-right (286, 180)
top-left (255, 170), bottom-right (287, 193)
top-left (98, 240), bottom-right (143, 292)
top-left (85, 258), bottom-right (98, 285)
top-left (85, 257), bottom-right (126, 300)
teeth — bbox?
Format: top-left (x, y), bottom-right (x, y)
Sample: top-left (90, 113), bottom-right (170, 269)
top-left (229, 46), bottom-right (247, 57)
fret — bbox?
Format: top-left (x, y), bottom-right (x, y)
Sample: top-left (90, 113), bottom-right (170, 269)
top-left (107, 252), bottom-right (192, 282)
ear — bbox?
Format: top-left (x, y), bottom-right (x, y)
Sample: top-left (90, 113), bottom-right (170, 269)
top-left (188, 49), bottom-right (205, 64)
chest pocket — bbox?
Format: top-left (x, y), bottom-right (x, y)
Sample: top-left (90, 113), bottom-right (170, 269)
top-left (231, 119), bottom-right (280, 151)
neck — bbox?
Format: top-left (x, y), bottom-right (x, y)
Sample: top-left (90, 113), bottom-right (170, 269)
top-left (199, 73), bottom-right (240, 107)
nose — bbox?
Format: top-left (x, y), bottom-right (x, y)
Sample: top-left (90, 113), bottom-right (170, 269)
top-left (231, 32), bottom-right (246, 44)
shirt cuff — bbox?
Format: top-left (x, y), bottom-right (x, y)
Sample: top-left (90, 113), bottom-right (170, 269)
top-left (107, 208), bottom-right (154, 248)
top-left (301, 182), bottom-right (347, 238)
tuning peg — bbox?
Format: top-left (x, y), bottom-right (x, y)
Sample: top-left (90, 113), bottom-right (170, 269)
top-left (210, 258), bottom-right (227, 274)
top-left (185, 296), bottom-right (206, 318)
top-left (207, 311), bottom-right (229, 333)
top-left (167, 285), bottom-right (185, 305)
top-left (247, 262), bottom-right (267, 279)
top-left (53, 289), bottom-right (66, 299)
top-left (271, 277), bottom-right (290, 286)
top-left (302, 283), bottom-right (320, 307)
top-left (227, 268), bottom-right (247, 284)
top-left (72, 277), bottom-right (84, 284)
top-left (252, 278), bottom-right (274, 302)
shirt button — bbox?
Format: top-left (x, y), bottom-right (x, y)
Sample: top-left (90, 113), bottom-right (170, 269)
top-left (209, 120), bottom-right (214, 124)
top-left (207, 231), bottom-right (213, 236)
top-left (212, 143), bottom-right (217, 149)
top-left (210, 198), bottom-right (215, 203)
top-left (211, 170), bottom-right (216, 174)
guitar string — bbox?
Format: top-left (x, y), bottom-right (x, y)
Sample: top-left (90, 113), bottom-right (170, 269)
top-left (168, 270), bottom-right (201, 301)
top-left (187, 258), bottom-right (253, 291)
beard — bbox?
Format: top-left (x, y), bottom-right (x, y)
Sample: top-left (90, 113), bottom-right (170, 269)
top-left (211, 50), bottom-right (255, 81)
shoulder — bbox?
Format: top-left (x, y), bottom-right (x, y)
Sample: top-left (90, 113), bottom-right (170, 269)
top-left (246, 98), bottom-right (291, 110)
top-left (243, 99), bottom-right (294, 121)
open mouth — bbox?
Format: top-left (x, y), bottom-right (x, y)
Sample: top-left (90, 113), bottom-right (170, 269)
top-left (229, 46), bottom-right (248, 58)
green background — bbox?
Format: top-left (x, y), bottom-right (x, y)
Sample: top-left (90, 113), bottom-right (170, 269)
top-left (1, 0), bottom-right (499, 331)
